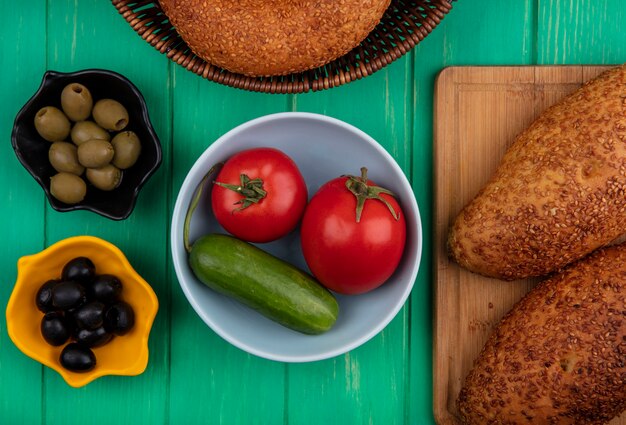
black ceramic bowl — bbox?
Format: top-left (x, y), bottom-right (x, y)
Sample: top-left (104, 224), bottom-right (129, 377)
top-left (12, 69), bottom-right (162, 220)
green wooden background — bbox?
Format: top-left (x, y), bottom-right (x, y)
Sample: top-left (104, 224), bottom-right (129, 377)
top-left (1, 1), bottom-right (625, 424)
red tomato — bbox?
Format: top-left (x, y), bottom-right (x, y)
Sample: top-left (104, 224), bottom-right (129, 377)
top-left (300, 168), bottom-right (406, 294)
top-left (211, 147), bottom-right (307, 243)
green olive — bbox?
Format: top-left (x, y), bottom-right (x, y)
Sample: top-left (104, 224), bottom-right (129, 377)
top-left (111, 131), bottom-right (141, 169)
top-left (61, 83), bottom-right (93, 122)
top-left (34, 106), bottom-right (71, 142)
top-left (50, 172), bottom-right (87, 204)
top-left (77, 139), bottom-right (114, 168)
top-left (86, 165), bottom-right (122, 191)
top-left (49, 142), bottom-right (84, 175)
top-left (70, 121), bottom-right (110, 146)
top-left (92, 99), bottom-right (129, 131)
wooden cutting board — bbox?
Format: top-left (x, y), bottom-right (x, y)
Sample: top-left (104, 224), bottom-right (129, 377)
top-left (433, 65), bottom-right (625, 425)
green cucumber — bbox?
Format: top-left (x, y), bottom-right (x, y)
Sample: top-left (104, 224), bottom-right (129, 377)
top-left (189, 233), bottom-right (339, 335)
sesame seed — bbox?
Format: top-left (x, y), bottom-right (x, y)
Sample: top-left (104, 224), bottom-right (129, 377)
top-left (449, 65), bottom-right (626, 281)
top-left (457, 244), bottom-right (626, 423)
top-left (159, 0), bottom-right (391, 76)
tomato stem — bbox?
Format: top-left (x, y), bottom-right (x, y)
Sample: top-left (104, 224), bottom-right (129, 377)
top-left (214, 174), bottom-right (267, 212)
top-left (184, 163), bottom-right (223, 253)
top-left (345, 167), bottom-right (400, 223)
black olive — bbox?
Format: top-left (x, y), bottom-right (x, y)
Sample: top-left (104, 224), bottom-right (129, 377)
top-left (61, 257), bottom-right (96, 284)
top-left (73, 301), bottom-right (106, 330)
top-left (65, 303), bottom-right (84, 331)
top-left (40, 311), bottom-right (71, 346)
top-left (52, 281), bottom-right (86, 310)
top-left (104, 301), bottom-right (135, 336)
top-left (90, 275), bottom-right (122, 304)
top-left (74, 326), bottom-right (113, 347)
top-left (35, 279), bottom-right (61, 313)
top-left (60, 343), bottom-right (96, 372)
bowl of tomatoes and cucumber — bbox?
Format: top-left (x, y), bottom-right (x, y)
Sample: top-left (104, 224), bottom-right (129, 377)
top-left (171, 112), bottom-right (421, 362)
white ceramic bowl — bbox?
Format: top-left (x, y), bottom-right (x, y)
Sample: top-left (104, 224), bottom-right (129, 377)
top-left (171, 112), bottom-right (422, 362)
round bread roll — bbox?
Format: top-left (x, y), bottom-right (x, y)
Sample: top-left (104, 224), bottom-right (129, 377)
top-left (159, 0), bottom-right (391, 77)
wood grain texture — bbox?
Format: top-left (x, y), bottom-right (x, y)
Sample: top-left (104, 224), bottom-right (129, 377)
top-left (289, 59), bottom-right (412, 425)
top-left (1, 1), bottom-right (626, 424)
top-left (411, 1), bottom-right (536, 422)
top-left (0, 1), bottom-right (46, 424)
top-left (167, 73), bottom-right (289, 425)
top-left (433, 65), bottom-right (625, 425)
top-left (537, 0), bottom-right (626, 65)
top-left (41, 1), bottom-right (172, 424)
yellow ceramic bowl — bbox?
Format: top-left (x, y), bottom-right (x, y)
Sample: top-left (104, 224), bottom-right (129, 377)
top-left (6, 236), bottom-right (158, 387)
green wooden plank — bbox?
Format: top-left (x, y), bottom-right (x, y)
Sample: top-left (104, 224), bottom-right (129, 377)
top-left (537, 0), bottom-right (626, 64)
top-left (410, 1), bottom-right (536, 423)
top-left (42, 1), bottom-right (172, 424)
top-left (2, 1), bottom-right (626, 424)
top-left (167, 71), bottom-right (289, 425)
top-left (288, 57), bottom-right (412, 425)
top-left (0, 1), bottom-right (47, 423)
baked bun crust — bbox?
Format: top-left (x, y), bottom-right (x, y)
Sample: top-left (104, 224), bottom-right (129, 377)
top-left (458, 243), bottom-right (626, 424)
top-left (159, 0), bottom-right (391, 77)
top-left (448, 65), bottom-right (626, 280)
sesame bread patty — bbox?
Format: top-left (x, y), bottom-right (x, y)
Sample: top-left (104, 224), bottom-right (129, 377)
top-left (448, 65), bottom-right (626, 280)
top-left (458, 243), bottom-right (626, 424)
top-left (159, 0), bottom-right (391, 77)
